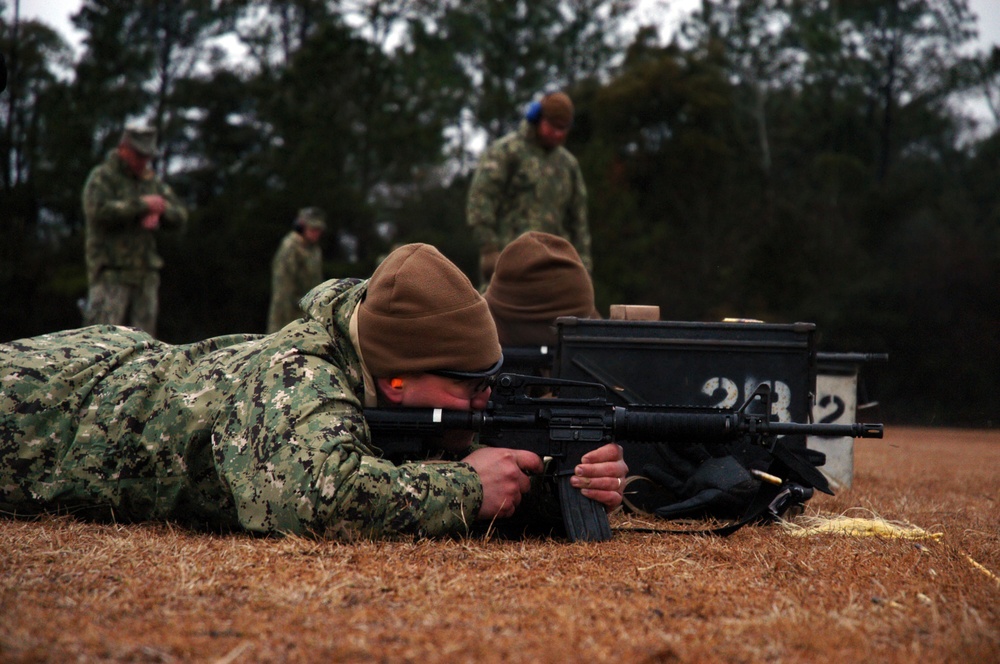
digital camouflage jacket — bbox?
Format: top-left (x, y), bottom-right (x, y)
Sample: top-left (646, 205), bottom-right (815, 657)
top-left (0, 279), bottom-right (484, 539)
top-left (267, 231), bottom-right (324, 333)
top-left (82, 150), bottom-right (188, 284)
top-left (467, 121), bottom-right (591, 270)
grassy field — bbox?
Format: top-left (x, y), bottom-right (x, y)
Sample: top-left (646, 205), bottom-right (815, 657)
top-left (2, 426), bottom-right (998, 663)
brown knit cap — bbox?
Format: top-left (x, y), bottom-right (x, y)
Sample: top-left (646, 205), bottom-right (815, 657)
top-left (485, 232), bottom-right (597, 346)
top-left (540, 92), bottom-right (574, 130)
top-left (358, 243), bottom-right (502, 377)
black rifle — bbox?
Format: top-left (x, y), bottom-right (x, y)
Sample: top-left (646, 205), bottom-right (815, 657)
top-left (364, 373), bottom-right (883, 542)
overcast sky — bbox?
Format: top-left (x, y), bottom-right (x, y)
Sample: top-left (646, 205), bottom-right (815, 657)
top-left (13, 0), bottom-right (1000, 55)
top-left (8, 0), bottom-right (1000, 138)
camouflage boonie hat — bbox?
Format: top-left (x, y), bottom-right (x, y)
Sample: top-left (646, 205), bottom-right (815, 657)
top-left (121, 123), bottom-right (159, 157)
top-left (297, 207), bottom-right (327, 231)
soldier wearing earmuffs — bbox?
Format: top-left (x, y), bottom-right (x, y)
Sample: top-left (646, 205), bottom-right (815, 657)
top-left (467, 91), bottom-right (591, 287)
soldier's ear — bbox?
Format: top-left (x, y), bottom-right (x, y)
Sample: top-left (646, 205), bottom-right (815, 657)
top-left (376, 377), bottom-right (405, 404)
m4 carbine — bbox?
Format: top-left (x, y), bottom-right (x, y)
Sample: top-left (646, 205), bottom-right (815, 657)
top-left (364, 373), bottom-right (883, 542)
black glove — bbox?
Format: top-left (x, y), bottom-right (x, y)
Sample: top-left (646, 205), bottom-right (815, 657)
top-left (621, 443), bottom-right (707, 514)
top-left (645, 455), bottom-right (761, 521)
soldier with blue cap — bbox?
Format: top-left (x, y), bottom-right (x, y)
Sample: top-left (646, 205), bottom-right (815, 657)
top-left (467, 91), bottom-right (591, 287)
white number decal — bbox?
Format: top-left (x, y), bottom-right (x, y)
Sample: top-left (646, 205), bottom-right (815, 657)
top-left (701, 377), bottom-right (739, 408)
top-left (771, 381), bottom-right (792, 423)
top-left (701, 377), bottom-right (793, 422)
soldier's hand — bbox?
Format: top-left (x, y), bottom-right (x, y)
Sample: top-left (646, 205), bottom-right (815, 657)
top-left (464, 447), bottom-right (544, 519)
top-left (142, 194), bottom-right (166, 215)
top-left (570, 443), bottom-right (627, 510)
top-left (141, 212), bottom-right (161, 230)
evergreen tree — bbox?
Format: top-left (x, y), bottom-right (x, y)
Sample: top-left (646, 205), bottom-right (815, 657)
top-left (444, 0), bottom-right (636, 141)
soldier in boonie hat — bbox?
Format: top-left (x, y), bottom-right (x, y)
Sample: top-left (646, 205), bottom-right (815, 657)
top-left (121, 123), bottom-right (159, 157)
top-left (267, 206), bottom-right (328, 333)
top-left (80, 117), bottom-right (187, 337)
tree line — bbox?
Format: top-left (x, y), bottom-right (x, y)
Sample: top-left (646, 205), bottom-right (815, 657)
top-left (2, 0), bottom-right (998, 426)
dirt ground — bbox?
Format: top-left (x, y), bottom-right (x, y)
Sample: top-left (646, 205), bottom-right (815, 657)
top-left (2, 426), bottom-right (998, 663)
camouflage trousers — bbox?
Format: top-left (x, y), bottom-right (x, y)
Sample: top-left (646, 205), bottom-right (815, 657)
top-left (84, 270), bottom-right (160, 336)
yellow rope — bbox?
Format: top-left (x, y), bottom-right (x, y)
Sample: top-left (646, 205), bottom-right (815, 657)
top-left (781, 511), bottom-right (1000, 587)
top-left (780, 514), bottom-right (943, 540)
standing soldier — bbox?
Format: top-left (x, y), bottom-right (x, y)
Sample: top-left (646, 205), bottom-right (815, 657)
top-left (82, 123), bottom-right (188, 337)
top-left (466, 90), bottom-right (591, 287)
top-left (267, 207), bottom-right (327, 333)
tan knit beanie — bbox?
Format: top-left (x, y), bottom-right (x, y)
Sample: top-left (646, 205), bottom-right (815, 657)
top-left (485, 232), bottom-right (597, 346)
top-left (540, 92), bottom-right (574, 130)
top-left (358, 243), bottom-right (502, 377)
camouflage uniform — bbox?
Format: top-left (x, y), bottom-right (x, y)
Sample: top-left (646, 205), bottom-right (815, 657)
top-left (82, 150), bottom-right (187, 336)
top-left (467, 121), bottom-right (591, 275)
top-left (0, 278), bottom-right (483, 539)
top-left (267, 231), bottom-right (324, 333)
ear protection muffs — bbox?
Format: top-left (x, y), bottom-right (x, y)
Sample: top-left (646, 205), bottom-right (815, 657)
top-left (525, 100), bottom-right (542, 124)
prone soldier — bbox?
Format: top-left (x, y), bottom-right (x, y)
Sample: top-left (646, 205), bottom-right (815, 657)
top-left (0, 244), bottom-right (626, 540)
top-left (485, 230), bottom-right (599, 351)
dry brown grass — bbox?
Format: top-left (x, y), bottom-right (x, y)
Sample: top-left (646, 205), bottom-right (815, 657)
top-left (2, 426), bottom-right (998, 663)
